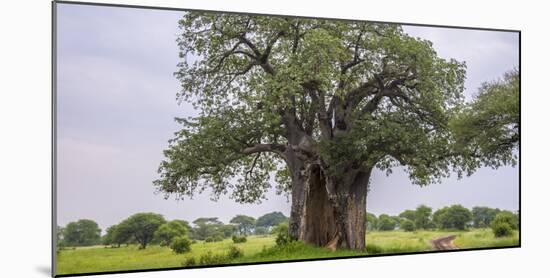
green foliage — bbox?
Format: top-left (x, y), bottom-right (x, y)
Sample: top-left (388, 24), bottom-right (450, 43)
top-left (256, 212), bottom-right (288, 228)
top-left (205, 234), bottom-right (224, 242)
top-left (198, 251), bottom-right (230, 265)
top-left (170, 236), bottom-right (192, 254)
top-left (400, 219), bottom-right (416, 232)
top-left (219, 224), bottom-right (238, 238)
top-left (399, 210), bottom-right (416, 222)
top-left (377, 214), bottom-right (397, 231)
top-left (232, 235), bottom-right (247, 243)
top-left (366, 212), bottom-right (378, 231)
top-left (117, 213), bottom-right (166, 249)
top-left (491, 211), bottom-right (518, 231)
top-left (191, 217), bottom-right (225, 240)
top-left (182, 257), bottom-right (196, 267)
top-left (62, 219), bottom-right (101, 247)
top-left (472, 206), bottom-right (501, 228)
top-left (491, 222), bottom-right (513, 237)
top-left (365, 244), bottom-right (384, 254)
top-left (227, 245), bottom-right (244, 259)
top-left (155, 12), bottom-right (473, 205)
top-left (229, 215), bottom-right (256, 236)
top-left (195, 246), bottom-right (244, 266)
top-left (56, 226), bottom-right (65, 247)
top-left (414, 205), bottom-right (432, 230)
top-left (154, 220), bottom-right (188, 246)
top-left (433, 205), bottom-right (472, 230)
top-left (254, 226), bottom-right (269, 235)
top-left (450, 69), bottom-right (519, 173)
top-left (172, 219), bottom-right (192, 232)
top-left (111, 223), bottom-right (133, 247)
top-left (102, 225), bottom-right (120, 247)
top-left (272, 222), bottom-right (293, 246)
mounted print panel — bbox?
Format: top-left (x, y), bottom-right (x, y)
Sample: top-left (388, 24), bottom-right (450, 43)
top-left (53, 1), bottom-right (520, 276)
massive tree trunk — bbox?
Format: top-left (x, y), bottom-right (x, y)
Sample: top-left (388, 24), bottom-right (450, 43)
top-left (288, 160), bottom-right (372, 251)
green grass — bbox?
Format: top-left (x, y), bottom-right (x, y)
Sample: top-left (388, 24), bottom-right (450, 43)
top-left (365, 229), bottom-right (451, 253)
top-left (56, 235), bottom-right (276, 275)
top-left (234, 240), bottom-right (366, 264)
top-left (453, 229), bottom-right (519, 249)
top-left (365, 228), bottom-right (518, 253)
top-left (56, 229), bottom-right (518, 275)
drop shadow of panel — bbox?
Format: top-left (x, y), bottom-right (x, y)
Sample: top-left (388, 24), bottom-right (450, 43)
top-left (35, 265), bottom-right (51, 276)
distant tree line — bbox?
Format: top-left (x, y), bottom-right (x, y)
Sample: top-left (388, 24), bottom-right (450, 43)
top-left (57, 211), bottom-right (289, 251)
top-left (57, 205), bottom-right (517, 251)
top-left (366, 205), bottom-right (519, 237)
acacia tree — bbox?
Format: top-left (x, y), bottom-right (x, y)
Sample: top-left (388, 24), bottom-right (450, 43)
top-left (230, 215), bottom-right (256, 235)
top-left (256, 211), bottom-right (288, 228)
top-left (191, 217), bottom-right (224, 240)
top-left (154, 220), bottom-right (188, 246)
top-left (62, 219), bottom-right (101, 247)
top-left (117, 213), bottom-right (166, 249)
top-left (155, 12), bottom-right (515, 250)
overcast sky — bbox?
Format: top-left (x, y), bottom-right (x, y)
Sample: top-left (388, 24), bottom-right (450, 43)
top-left (56, 3), bottom-right (519, 231)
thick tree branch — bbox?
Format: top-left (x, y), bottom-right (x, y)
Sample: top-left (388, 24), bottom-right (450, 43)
top-left (242, 143), bottom-right (286, 156)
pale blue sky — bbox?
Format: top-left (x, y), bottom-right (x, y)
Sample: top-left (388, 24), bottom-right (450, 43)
top-left (56, 3), bottom-right (519, 231)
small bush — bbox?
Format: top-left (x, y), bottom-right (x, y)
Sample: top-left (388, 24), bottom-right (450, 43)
top-left (186, 246), bottom-right (245, 266)
top-left (492, 212), bottom-right (518, 230)
top-left (199, 251), bottom-right (229, 265)
top-left (492, 222), bottom-right (513, 237)
top-left (170, 236), bottom-right (192, 254)
top-left (182, 257), bottom-right (196, 267)
top-left (400, 219), bottom-right (416, 232)
top-left (273, 222), bottom-right (293, 246)
top-left (205, 234), bottom-right (224, 242)
top-left (366, 243), bottom-right (384, 254)
top-left (232, 235), bottom-right (247, 243)
top-left (491, 211), bottom-right (517, 237)
top-left (227, 245), bottom-right (244, 259)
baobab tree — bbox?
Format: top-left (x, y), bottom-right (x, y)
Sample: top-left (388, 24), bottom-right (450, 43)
top-left (154, 12), bottom-right (518, 250)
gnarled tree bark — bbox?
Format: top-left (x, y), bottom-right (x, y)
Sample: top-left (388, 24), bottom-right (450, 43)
top-left (288, 160), bottom-right (372, 251)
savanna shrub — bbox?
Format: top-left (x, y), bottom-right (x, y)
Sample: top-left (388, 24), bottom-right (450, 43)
top-left (492, 212), bottom-right (518, 230)
top-left (227, 245), bottom-right (244, 259)
top-left (273, 222), bottom-right (293, 246)
top-left (205, 234), bottom-right (223, 242)
top-left (400, 219), bottom-right (416, 232)
top-left (366, 244), bottom-right (384, 254)
top-left (199, 251), bottom-right (229, 265)
top-left (182, 257), bottom-right (196, 267)
top-left (170, 236), bottom-right (192, 254)
top-left (492, 222), bottom-right (513, 237)
top-left (232, 235), bottom-right (247, 243)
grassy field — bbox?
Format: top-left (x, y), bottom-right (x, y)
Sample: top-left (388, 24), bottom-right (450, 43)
top-left (56, 236), bottom-right (276, 275)
top-left (56, 229), bottom-right (518, 275)
top-left (365, 229), bottom-right (519, 254)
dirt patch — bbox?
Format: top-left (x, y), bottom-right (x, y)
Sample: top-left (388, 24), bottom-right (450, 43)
top-left (431, 235), bottom-right (458, 250)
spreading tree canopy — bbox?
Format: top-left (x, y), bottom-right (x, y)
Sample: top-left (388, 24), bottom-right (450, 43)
top-left (256, 211), bottom-right (288, 228)
top-left (62, 219), bottom-right (101, 247)
top-left (230, 215), bottom-right (256, 235)
top-left (117, 213), bottom-right (166, 249)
